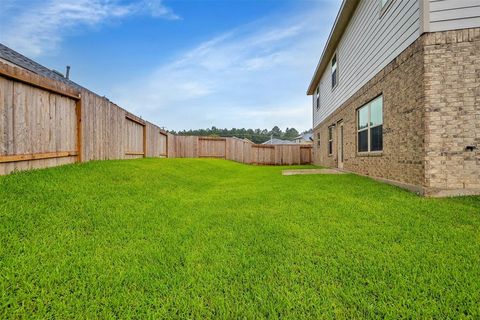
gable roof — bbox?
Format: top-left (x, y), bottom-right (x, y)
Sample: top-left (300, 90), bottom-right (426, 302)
top-left (306, 0), bottom-right (360, 95)
top-left (0, 43), bottom-right (83, 90)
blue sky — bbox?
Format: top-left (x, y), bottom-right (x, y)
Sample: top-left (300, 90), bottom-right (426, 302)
top-left (0, 0), bottom-right (342, 131)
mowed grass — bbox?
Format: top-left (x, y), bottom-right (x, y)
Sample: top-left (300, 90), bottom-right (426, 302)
top-left (0, 159), bottom-right (479, 319)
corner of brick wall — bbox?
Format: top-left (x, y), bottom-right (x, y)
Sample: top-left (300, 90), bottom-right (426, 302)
top-left (423, 28), bottom-right (480, 191)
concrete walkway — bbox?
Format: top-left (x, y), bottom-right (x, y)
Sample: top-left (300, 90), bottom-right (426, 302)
top-left (282, 168), bottom-right (346, 176)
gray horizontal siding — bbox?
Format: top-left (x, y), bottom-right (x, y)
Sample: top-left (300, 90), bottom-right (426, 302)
top-left (313, 0), bottom-right (420, 128)
top-left (313, 0), bottom-right (420, 127)
top-left (429, 0), bottom-right (480, 32)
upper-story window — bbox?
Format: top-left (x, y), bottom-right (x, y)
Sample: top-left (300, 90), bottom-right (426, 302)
top-left (380, 0), bottom-right (393, 13)
top-left (315, 85), bottom-right (320, 110)
top-left (357, 96), bottom-right (383, 153)
top-left (331, 54), bottom-right (338, 89)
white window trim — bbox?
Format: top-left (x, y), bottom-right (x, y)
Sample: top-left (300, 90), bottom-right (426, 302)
top-left (380, 0), bottom-right (394, 17)
top-left (331, 53), bottom-right (338, 91)
top-left (328, 125), bottom-right (334, 156)
top-left (357, 96), bottom-right (383, 154)
top-left (316, 85), bottom-right (320, 110)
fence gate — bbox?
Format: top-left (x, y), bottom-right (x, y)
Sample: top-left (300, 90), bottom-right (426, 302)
top-left (198, 137), bottom-right (226, 159)
top-left (300, 146), bottom-right (312, 164)
top-left (124, 114), bottom-right (145, 158)
top-left (159, 131), bottom-right (168, 157)
top-left (0, 74), bottom-right (80, 175)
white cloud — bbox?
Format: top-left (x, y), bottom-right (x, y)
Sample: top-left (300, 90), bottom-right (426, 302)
top-left (143, 0), bottom-right (179, 19)
top-left (0, 0), bottom-right (178, 57)
top-left (0, 0), bottom-right (342, 131)
top-left (113, 2), bottom-right (341, 131)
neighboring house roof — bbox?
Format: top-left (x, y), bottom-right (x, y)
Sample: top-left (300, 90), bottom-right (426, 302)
top-left (262, 138), bottom-right (293, 145)
top-left (0, 43), bottom-right (83, 90)
top-left (294, 133), bottom-right (313, 142)
top-left (306, 0), bottom-right (360, 95)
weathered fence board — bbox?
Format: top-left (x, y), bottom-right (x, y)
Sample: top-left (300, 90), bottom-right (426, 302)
top-left (251, 145), bottom-right (274, 165)
top-left (0, 76), bottom-right (77, 174)
top-left (199, 137), bottom-right (226, 158)
top-left (300, 146), bottom-right (312, 164)
top-left (158, 131), bottom-right (168, 157)
top-left (125, 115), bottom-right (145, 159)
top-left (226, 137), bottom-right (246, 163)
top-left (145, 126), bottom-right (168, 158)
top-left (174, 136), bottom-right (198, 158)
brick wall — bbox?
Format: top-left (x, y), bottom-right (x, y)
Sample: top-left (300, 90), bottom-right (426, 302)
top-left (313, 28), bottom-right (480, 196)
top-left (313, 37), bottom-right (427, 188)
top-left (423, 28), bottom-right (480, 195)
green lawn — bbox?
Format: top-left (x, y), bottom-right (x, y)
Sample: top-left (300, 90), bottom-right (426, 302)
top-left (0, 159), bottom-right (479, 318)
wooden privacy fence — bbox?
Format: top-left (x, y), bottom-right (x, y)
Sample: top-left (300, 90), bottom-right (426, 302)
top-left (0, 62), bottom-right (173, 175)
top-left (0, 61), bottom-right (311, 175)
top-left (173, 136), bottom-right (312, 165)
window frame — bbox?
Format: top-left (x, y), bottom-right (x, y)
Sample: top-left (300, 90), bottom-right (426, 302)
top-left (357, 95), bottom-right (383, 154)
top-left (328, 125), bottom-right (334, 156)
top-left (315, 85), bottom-right (320, 110)
top-left (331, 53), bottom-right (338, 90)
top-left (316, 132), bottom-right (320, 147)
top-left (380, 0), bottom-right (389, 7)
top-left (380, 0), bottom-right (394, 16)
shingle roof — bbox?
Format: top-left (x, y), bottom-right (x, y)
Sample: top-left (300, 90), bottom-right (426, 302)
top-left (262, 138), bottom-right (293, 145)
top-left (294, 133), bottom-right (313, 141)
top-left (0, 43), bottom-right (82, 90)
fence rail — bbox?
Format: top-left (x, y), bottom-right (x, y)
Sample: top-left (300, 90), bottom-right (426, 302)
top-left (0, 62), bottom-right (311, 175)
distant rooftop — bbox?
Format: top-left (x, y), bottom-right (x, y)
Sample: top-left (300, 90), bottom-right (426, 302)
top-left (294, 133), bottom-right (313, 141)
top-left (262, 138), bottom-right (293, 145)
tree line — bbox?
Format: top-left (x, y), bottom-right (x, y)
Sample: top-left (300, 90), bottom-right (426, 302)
top-left (168, 126), bottom-right (312, 144)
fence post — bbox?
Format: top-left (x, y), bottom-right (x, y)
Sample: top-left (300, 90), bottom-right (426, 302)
top-left (75, 97), bottom-right (82, 163)
top-left (224, 138), bottom-right (228, 159)
top-left (165, 132), bottom-right (169, 158)
top-left (143, 125), bottom-right (147, 158)
top-left (196, 136), bottom-right (199, 158)
top-left (274, 145), bottom-right (277, 165)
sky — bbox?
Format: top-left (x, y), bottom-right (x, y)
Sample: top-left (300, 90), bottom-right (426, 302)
top-left (0, 0), bottom-right (342, 132)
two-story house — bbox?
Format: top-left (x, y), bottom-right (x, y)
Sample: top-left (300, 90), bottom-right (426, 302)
top-left (307, 0), bottom-right (480, 196)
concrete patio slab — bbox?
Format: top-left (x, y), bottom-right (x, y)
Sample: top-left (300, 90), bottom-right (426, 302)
top-left (282, 169), bottom-right (346, 176)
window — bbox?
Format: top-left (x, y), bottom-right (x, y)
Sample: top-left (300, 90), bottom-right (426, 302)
top-left (380, 0), bottom-right (393, 14)
top-left (315, 85), bottom-right (320, 110)
top-left (317, 132), bottom-right (320, 147)
top-left (328, 126), bottom-right (334, 155)
top-left (331, 54), bottom-right (338, 89)
top-left (357, 96), bottom-right (383, 153)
